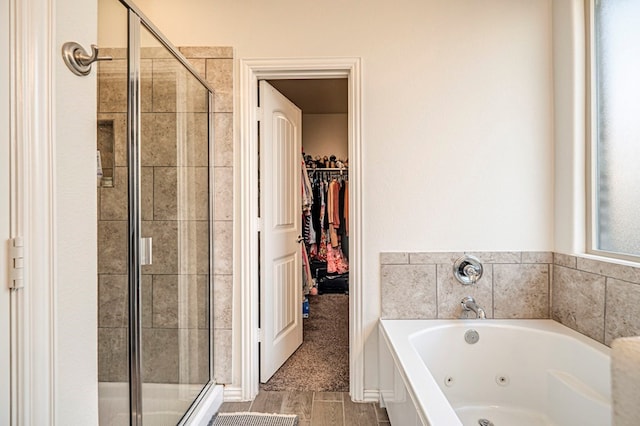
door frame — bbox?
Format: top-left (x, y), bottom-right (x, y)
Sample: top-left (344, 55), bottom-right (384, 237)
top-left (1, 0), bottom-right (10, 421)
top-left (238, 57), bottom-right (363, 401)
top-left (6, 0), bottom-right (56, 422)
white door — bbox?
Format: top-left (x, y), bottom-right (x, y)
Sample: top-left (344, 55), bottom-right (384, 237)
top-left (259, 80), bottom-right (303, 383)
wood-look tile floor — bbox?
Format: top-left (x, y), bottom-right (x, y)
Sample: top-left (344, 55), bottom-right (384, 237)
top-left (218, 391), bottom-right (390, 426)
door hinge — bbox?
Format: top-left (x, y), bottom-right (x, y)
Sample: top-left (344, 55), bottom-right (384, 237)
top-left (256, 107), bottom-right (263, 122)
top-left (257, 328), bottom-right (264, 343)
top-left (256, 217), bottom-right (262, 232)
top-left (9, 237), bottom-right (24, 290)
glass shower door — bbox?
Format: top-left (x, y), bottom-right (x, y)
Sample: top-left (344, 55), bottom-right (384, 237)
top-left (97, 2), bottom-right (214, 424)
top-left (97, 0), bottom-right (130, 423)
top-left (138, 24), bottom-right (212, 425)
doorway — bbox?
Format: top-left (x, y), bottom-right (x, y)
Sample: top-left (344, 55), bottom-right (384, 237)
top-left (259, 78), bottom-right (350, 392)
top-left (238, 58), bottom-right (364, 401)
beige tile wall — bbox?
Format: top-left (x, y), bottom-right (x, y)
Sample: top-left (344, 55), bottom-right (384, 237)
top-left (182, 46), bottom-right (234, 385)
top-left (380, 251), bottom-right (552, 320)
top-left (97, 46), bottom-right (233, 385)
top-left (380, 251), bottom-right (640, 348)
top-left (553, 253), bottom-right (640, 346)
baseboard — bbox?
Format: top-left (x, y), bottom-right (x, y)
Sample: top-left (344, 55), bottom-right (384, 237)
top-left (223, 386), bottom-right (244, 402)
top-left (363, 389), bottom-right (380, 403)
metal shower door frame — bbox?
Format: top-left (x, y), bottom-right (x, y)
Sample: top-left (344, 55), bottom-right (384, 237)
top-left (121, 1), bottom-right (215, 424)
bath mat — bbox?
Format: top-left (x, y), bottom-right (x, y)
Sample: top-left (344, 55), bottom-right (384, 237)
top-left (210, 412), bottom-right (298, 426)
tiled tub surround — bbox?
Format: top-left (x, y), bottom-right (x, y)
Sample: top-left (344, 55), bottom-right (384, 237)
top-left (552, 253), bottom-right (640, 346)
top-left (381, 252), bottom-right (552, 320)
top-left (381, 251), bottom-right (640, 348)
top-left (97, 47), bottom-right (233, 385)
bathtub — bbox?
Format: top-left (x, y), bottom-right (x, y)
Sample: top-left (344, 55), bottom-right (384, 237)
top-left (378, 320), bottom-right (611, 426)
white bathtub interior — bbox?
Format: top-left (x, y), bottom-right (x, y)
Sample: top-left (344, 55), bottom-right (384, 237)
top-left (379, 320), bottom-right (611, 426)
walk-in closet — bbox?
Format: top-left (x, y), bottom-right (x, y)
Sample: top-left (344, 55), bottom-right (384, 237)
top-left (261, 78), bottom-right (350, 392)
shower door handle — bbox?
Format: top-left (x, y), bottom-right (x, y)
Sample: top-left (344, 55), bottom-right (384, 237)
top-left (141, 237), bottom-right (153, 266)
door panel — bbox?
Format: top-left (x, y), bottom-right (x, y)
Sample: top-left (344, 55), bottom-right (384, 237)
top-left (260, 81), bottom-right (303, 383)
top-left (272, 114), bottom-right (297, 228)
top-left (138, 23), bottom-right (211, 424)
top-left (272, 256), bottom-right (297, 340)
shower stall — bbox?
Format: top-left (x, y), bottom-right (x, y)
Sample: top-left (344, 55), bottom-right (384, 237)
top-left (96, 0), bottom-right (220, 424)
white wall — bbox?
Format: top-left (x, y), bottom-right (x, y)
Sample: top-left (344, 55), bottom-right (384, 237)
top-left (132, 0), bottom-right (555, 250)
top-left (55, 0), bottom-right (98, 422)
top-left (132, 0), bottom-right (555, 393)
top-left (303, 114), bottom-right (348, 161)
top-left (98, 0), bottom-right (127, 47)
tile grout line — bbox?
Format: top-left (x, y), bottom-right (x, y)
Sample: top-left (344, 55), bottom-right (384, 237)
top-left (603, 276), bottom-right (608, 344)
top-left (490, 264), bottom-right (500, 317)
top-left (548, 263), bottom-right (552, 318)
top-left (434, 262), bottom-right (438, 319)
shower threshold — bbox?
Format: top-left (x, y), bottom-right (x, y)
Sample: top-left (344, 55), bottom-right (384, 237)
top-left (98, 382), bottom-right (221, 425)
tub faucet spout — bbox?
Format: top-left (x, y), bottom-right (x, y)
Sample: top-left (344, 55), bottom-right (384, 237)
top-left (461, 296), bottom-right (486, 319)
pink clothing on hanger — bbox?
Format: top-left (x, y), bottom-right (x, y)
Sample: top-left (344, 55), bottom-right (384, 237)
top-left (326, 243), bottom-right (349, 274)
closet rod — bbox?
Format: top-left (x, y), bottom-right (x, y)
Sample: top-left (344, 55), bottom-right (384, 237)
top-left (307, 168), bottom-right (348, 173)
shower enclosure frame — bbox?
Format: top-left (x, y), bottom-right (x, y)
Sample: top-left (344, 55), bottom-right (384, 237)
top-left (117, 0), bottom-right (217, 424)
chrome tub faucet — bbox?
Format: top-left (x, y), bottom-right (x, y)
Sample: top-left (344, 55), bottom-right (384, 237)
top-left (461, 296), bottom-right (486, 319)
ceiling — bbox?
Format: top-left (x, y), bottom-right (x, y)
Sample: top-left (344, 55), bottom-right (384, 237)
top-left (267, 78), bottom-right (348, 114)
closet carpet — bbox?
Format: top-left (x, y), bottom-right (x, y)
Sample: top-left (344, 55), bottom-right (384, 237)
top-left (261, 294), bottom-right (349, 392)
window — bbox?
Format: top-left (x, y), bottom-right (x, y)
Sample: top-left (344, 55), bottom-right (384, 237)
top-left (589, 0), bottom-right (640, 261)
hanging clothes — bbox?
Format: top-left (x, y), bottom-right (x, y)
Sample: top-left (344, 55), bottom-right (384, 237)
top-left (326, 240), bottom-right (349, 274)
top-left (327, 179), bottom-right (340, 248)
top-left (343, 180), bottom-right (349, 236)
top-left (301, 155), bottom-right (315, 295)
top-left (317, 181), bottom-right (328, 261)
top-left (302, 211), bottom-right (316, 244)
top-left (331, 180), bottom-right (340, 227)
top-left (338, 179), bottom-right (346, 237)
top-left (322, 180), bottom-right (329, 232)
top-left (301, 243), bottom-right (314, 293)
top-left (311, 180), bottom-right (322, 246)
top-left (301, 168), bottom-right (350, 288)
top-left (301, 156), bottom-right (314, 213)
